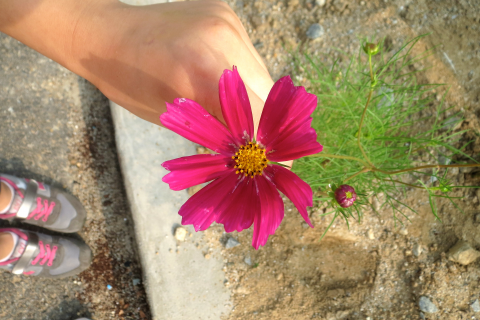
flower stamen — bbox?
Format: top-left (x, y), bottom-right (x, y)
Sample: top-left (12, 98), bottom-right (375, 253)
top-left (232, 142), bottom-right (268, 178)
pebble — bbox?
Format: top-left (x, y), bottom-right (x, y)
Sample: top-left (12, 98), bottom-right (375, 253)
top-left (244, 256), bottom-right (252, 266)
top-left (413, 244), bottom-right (423, 257)
top-left (107, 284), bottom-right (113, 290)
top-left (253, 41), bottom-right (264, 50)
top-left (447, 240), bottom-right (480, 265)
top-left (367, 229), bottom-right (375, 240)
top-left (419, 296), bottom-right (439, 313)
top-left (438, 155), bottom-right (451, 165)
top-left (474, 213), bottom-right (480, 223)
top-left (471, 299), bottom-right (480, 312)
top-left (132, 279), bottom-right (141, 286)
top-left (442, 117), bottom-right (462, 130)
top-left (225, 237), bottom-right (240, 248)
top-left (306, 24), bottom-right (325, 39)
top-left (315, 0), bottom-right (326, 6)
top-left (174, 227), bottom-right (187, 242)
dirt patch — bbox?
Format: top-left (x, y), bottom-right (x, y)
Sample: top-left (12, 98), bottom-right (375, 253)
top-left (68, 79), bottom-right (151, 319)
top-left (205, 0), bottom-right (480, 319)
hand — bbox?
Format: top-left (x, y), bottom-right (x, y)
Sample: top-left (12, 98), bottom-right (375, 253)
top-left (71, 0), bottom-right (274, 130)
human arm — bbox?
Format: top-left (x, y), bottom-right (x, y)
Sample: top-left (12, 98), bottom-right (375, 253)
top-left (0, 0), bottom-right (273, 129)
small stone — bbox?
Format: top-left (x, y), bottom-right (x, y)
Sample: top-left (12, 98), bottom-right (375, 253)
top-left (132, 278), bottom-right (141, 286)
top-left (367, 229), bottom-right (375, 240)
top-left (225, 237), bottom-right (240, 248)
top-left (301, 222), bottom-right (310, 228)
top-left (306, 24), bottom-right (325, 39)
top-left (399, 228), bottom-right (408, 235)
top-left (336, 310), bottom-right (350, 319)
top-left (419, 312), bottom-right (426, 320)
top-left (442, 117), bottom-right (462, 130)
top-left (107, 284), bottom-right (113, 290)
top-left (447, 240), bottom-right (480, 265)
top-left (244, 256), bottom-right (252, 266)
top-left (187, 185), bottom-right (203, 196)
top-left (288, 0), bottom-right (299, 7)
top-left (276, 273), bottom-right (284, 281)
top-left (204, 253), bottom-right (211, 260)
top-left (196, 146), bottom-right (208, 154)
top-left (413, 244), bottom-right (423, 257)
top-left (315, 0), bottom-right (326, 6)
top-left (253, 42), bottom-right (264, 50)
top-left (419, 296), bottom-right (438, 313)
top-left (236, 286), bottom-right (250, 294)
top-left (174, 227), bottom-right (187, 242)
top-left (438, 155), bottom-right (451, 165)
top-left (471, 299), bottom-right (480, 312)
top-left (468, 71), bottom-right (474, 80)
top-left (475, 213), bottom-right (480, 223)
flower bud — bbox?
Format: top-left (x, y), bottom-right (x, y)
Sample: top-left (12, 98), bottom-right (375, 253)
top-left (334, 185), bottom-right (357, 208)
top-left (363, 43), bottom-right (379, 56)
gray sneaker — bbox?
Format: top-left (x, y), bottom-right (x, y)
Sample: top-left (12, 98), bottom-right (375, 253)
top-left (0, 228), bottom-right (92, 278)
top-left (0, 174), bottom-right (87, 233)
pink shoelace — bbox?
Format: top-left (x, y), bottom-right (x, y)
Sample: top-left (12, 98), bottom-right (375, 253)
top-left (27, 198), bottom-right (55, 222)
top-left (31, 240), bottom-right (57, 267)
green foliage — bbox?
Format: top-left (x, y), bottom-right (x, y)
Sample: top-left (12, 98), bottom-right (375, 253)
top-left (291, 35), bottom-right (477, 230)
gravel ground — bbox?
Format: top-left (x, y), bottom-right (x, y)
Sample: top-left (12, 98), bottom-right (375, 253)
top-left (0, 33), bottom-right (150, 320)
top-left (213, 0), bottom-right (480, 319)
top-left (2, 0), bottom-right (479, 319)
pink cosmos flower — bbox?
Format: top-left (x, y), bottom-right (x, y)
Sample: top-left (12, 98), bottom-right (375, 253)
top-left (160, 67), bottom-right (323, 249)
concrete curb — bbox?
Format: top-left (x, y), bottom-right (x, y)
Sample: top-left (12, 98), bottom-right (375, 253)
top-left (110, 102), bottom-right (231, 319)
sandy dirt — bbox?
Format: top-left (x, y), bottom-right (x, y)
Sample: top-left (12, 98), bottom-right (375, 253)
top-left (191, 0), bottom-right (480, 319)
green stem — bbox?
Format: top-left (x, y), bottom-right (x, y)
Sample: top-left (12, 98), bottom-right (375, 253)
top-left (357, 90), bottom-right (374, 166)
top-left (368, 54), bottom-right (374, 83)
top-left (343, 163), bottom-right (480, 183)
top-left (307, 153), bottom-right (371, 168)
top-left (383, 178), bottom-right (426, 189)
top-left (343, 167), bottom-right (371, 183)
top-left (373, 163), bottom-right (480, 175)
top-left (357, 54), bottom-right (376, 167)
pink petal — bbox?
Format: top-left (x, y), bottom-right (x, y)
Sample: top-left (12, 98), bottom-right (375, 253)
top-left (264, 165), bottom-right (313, 227)
top-left (216, 176), bottom-right (257, 233)
top-left (179, 172), bottom-right (240, 231)
top-left (266, 118), bottom-right (323, 162)
top-left (251, 175), bottom-right (284, 249)
top-left (219, 67), bottom-right (254, 145)
top-left (160, 98), bottom-right (237, 155)
top-left (257, 76), bottom-right (317, 148)
top-left (162, 154), bottom-right (233, 191)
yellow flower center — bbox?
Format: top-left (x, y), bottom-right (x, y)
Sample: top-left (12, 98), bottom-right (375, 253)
top-left (232, 142), bottom-right (268, 178)
top-left (345, 191), bottom-right (353, 199)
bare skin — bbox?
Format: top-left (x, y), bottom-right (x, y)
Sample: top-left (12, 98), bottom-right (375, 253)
top-left (0, 233), bottom-right (14, 261)
top-left (0, 0), bottom-right (273, 130)
top-left (0, 183), bottom-right (15, 260)
top-left (0, 0), bottom-right (292, 167)
top-left (0, 181), bottom-right (12, 212)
